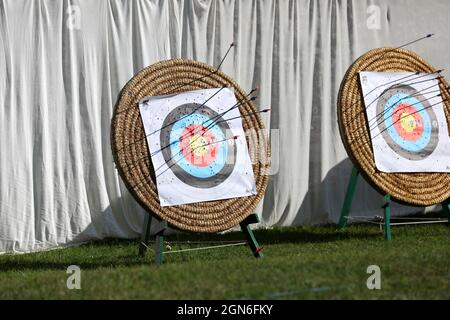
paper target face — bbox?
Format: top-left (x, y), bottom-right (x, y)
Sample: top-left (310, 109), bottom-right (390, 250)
top-left (139, 88), bottom-right (257, 206)
top-left (359, 72), bottom-right (450, 172)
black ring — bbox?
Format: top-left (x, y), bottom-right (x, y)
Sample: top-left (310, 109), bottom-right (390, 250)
top-left (376, 84), bottom-right (439, 161)
top-left (160, 103), bottom-right (237, 188)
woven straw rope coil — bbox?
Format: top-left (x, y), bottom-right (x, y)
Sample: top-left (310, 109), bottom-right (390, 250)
top-left (337, 48), bottom-right (450, 206)
top-left (111, 59), bottom-right (270, 233)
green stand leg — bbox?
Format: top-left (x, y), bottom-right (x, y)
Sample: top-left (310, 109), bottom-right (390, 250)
top-left (138, 213), bottom-right (152, 257)
top-left (443, 198), bottom-right (450, 225)
top-left (338, 166), bottom-right (360, 229)
top-left (383, 194), bottom-right (391, 241)
top-left (153, 218), bottom-right (168, 266)
top-left (137, 213), bottom-right (167, 266)
top-left (240, 214), bottom-right (264, 258)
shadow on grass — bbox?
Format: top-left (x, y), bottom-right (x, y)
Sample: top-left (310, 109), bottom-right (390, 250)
top-left (66, 224), bottom-right (383, 248)
top-left (0, 251), bottom-right (145, 273)
top-left (0, 224), bottom-right (383, 272)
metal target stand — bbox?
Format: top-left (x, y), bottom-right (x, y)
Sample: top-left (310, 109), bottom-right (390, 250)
top-left (138, 212), bottom-right (264, 266)
top-left (337, 166), bottom-right (450, 240)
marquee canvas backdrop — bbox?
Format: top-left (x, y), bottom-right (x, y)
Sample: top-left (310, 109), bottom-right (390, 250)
top-left (0, 0), bottom-right (449, 252)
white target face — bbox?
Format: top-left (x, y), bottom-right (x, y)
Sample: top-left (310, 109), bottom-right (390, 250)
top-left (139, 88), bottom-right (257, 206)
top-left (359, 72), bottom-right (450, 173)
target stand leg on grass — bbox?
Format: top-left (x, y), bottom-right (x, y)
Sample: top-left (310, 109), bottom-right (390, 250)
top-left (443, 198), bottom-right (450, 225)
top-left (138, 212), bottom-right (263, 266)
top-left (138, 213), bottom-right (168, 265)
top-left (337, 166), bottom-right (450, 240)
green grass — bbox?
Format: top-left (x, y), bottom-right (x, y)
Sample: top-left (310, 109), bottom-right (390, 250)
top-left (0, 223), bottom-right (449, 299)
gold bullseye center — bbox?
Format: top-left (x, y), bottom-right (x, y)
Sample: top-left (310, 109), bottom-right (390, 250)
top-left (400, 112), bottom-right (416, 133)
top-left (189, 135), bottom-right (209, 157)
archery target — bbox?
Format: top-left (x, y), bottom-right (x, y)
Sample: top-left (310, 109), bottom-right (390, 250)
top-left (139, 88), bottom-right (257, 206)
top-left (359, 72), bottom-right (450, 172)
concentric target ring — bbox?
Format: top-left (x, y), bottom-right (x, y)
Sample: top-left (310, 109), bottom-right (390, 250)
top-left (376, 84), bottom-right (439, 160)
top-left (160, 103), bottom-right (236, 188)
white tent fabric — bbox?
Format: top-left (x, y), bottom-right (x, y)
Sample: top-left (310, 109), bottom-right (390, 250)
top-left (0, 0), bottom-right (449, 253)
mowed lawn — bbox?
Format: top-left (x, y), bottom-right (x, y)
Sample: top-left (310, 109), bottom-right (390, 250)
top-left (0, 223), bottom-right (448, 299)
